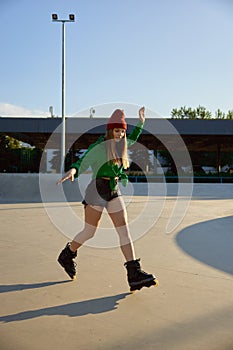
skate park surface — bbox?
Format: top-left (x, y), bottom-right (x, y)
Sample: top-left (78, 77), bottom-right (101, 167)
top-left (0, 178), bottom-right (233, 350)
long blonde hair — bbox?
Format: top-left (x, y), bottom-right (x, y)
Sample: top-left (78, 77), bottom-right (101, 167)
top-left (105, 129), bottom-right (129, 169)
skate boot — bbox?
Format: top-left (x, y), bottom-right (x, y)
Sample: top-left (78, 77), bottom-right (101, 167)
top-left (58, 243), bottom-right (77, 280)
top-left (124, 259), bottom-right (158, 292)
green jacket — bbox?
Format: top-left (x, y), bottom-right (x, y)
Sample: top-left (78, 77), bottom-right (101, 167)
top-left (70, 120), bottom-right (144, 190)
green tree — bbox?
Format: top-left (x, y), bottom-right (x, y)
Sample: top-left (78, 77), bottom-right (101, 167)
top-left (226, 110), bottom-right (233, 120)
top-left (171, 106), bottom-right (212, 119)
top-left (171, 108), bottom-right (182, 119)
top-left (215, 109), bottom-right (225, 119)
top-left (0, 134), bottom-right (22, 172)
top-left (196, 105), bottom-right (212, 119)
top-left (171, 106), bottom-right (214, 119)
top-left (0, 134), bottom-right (42, 172)
top-left (0, 134), bottom-right (22, 150)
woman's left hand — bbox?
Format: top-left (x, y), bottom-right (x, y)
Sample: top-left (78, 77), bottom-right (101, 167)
top-left (139, 106), bottom-right (145, 123)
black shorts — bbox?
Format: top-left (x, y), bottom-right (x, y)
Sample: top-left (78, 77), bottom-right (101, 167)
top-left (82, 178), bottom-right (120, 208)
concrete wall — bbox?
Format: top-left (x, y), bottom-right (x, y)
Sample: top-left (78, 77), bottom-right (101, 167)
top-left (0, 174), bottom-right (82, 203)
top-left (0, 174), bottom-right (233, 203)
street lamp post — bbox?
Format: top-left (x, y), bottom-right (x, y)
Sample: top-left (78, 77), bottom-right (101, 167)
top-left (52, 13), bottom-right (75, 174)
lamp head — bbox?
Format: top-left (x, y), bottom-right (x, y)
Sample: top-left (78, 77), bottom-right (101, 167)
top-left (69, 14), bottom-right (75, 21)
top-left (52, 14), bottom-right (58, 21)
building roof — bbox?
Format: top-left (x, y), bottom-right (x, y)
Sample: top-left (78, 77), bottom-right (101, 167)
top-left (1, 117), bottom-right (233, 151)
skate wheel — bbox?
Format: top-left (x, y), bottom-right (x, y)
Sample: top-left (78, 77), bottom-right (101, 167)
top-left (68, 274), bottom-right (76, 280)
top-left (130, 285), bottom-right (142, 293)
top-left (154, 279), bottom-right (159, 286)
top-left (149, 279), bottom-right (159, 287)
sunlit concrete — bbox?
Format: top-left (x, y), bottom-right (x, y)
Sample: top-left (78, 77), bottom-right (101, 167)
top-left (0, 183), bottom-right (233, 350)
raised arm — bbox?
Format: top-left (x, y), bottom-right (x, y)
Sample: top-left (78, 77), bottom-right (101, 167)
top-left (127, 106), bottom-right (145, 147)
top-left (138, 106), bottom-right (145, 123)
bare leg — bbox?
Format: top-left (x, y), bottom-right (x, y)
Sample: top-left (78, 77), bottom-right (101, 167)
top-left (107, 196), bottom-right (135, 261)
top-left (70, 205), bottom-right (103, 252)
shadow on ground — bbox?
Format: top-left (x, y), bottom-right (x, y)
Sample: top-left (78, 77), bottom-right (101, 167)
top-left (0, 293), bottom-right (130, 323)
top-left (0, 280), bottom-right (71, 293)
top-left (176, 215), bottom-right (233, 275)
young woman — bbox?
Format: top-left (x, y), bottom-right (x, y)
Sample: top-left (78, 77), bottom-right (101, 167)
top-left (57, 107), bottom-right (158, 291)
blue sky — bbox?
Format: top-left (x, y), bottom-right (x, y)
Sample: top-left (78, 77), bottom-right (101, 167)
top-left (0, 0), bottom-right (233, 117)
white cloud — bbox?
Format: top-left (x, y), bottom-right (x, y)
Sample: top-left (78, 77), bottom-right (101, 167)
top-left (0, 103), bottom-right (48, 117)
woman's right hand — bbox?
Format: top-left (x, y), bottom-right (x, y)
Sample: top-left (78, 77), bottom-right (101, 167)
top-left (56, 168), bottom-right (77, 185)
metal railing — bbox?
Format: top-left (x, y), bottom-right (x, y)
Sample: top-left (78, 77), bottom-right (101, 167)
top-left (128, 176), bottom-right (233, 184)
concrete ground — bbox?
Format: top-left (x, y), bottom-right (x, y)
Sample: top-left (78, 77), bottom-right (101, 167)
top-left (0, 183), bottom-right (233, 350)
